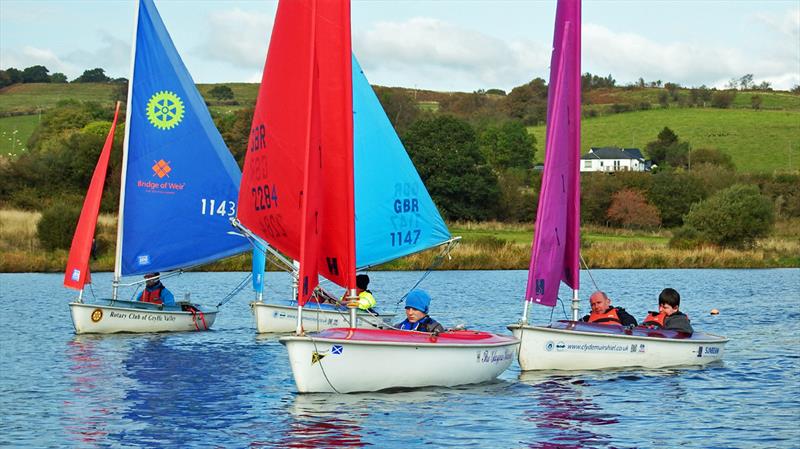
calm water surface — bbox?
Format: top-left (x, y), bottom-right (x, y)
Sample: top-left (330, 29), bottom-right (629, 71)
top-left (1, 269), bottom-right (798, 448)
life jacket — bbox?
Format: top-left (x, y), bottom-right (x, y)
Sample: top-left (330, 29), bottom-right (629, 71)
top-left (642, 311), bottom-right (666, 328)
top-left (587, 307), bottom-right (622, 325)
top-left (357, 290), bottom-right (377, 311)
top-left (141, 285), bottom-right (164, 305)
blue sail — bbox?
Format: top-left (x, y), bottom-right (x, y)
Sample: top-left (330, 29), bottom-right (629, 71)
top-left (251, 237), bottom-right (267, 295)
top-left (352, 57), bottom-right (451, 268)
top-left (120, 0), bottom-right (249, 276)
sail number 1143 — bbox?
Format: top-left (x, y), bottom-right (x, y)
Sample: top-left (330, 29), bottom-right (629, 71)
top-left (200, 199), bottom-right (236, 216)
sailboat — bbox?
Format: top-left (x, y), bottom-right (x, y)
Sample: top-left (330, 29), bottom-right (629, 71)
top-left (237, 0), bottom-right (518, 393)
top-left (66, 0), bottom-right (250, 334)
top-left (248, 55), bottom-right (456, 333)
top-left (507, 0), bottom-right (728, 370)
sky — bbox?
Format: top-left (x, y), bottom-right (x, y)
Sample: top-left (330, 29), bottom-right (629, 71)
top-left (1, 0), bottom-right (798, 92)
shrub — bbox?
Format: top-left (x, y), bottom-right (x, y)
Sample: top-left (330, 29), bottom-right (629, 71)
top-left (37, 202), bottom-right (81, 251)
top-left (684, 184), bottom-right (774, 248)
top-left (668, 226), bottom-right (707, 249)
top-left (607, 189), bottom-right (661, 229)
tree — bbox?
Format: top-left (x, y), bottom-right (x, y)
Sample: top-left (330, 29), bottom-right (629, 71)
top-left (711, 90), bottom-right (736, 108)
top-left (74, 68), bottom-right (111, 83)
top-left (208, 85), bottom-right (235, 101)
top-left (689, 148), bottom-right (735, 170)
top-left (580, 172), bottom-right (623, 225)
top-left (645, 127), bottom-right (691, 168)
top-left (21, 65), bottom-right (50, 83)
top-left (111, 79), bottom-right (129, 103)
top-left (503, 78), bottom-right (548, 126)
top-left (485, 88), bottom-right (506, 96)
top-left (664, 82), bottom-right (680, 101)
top-left (50, 72), bottom-right (68, 83)
top-left (684, 184), bottom-right (774, 247)
top-left (402, 115), bottom-right (500, 220)
top-left (738, 74), bottom-right (754, 90)
top-left (376, 88), bottom-right (420, 133)
top-left (648, 170), bottom-right (707, 227)
top-left (751, 95), bottom-right (762, 111)
top-left (607, 189), bottom-right (661, 229)
top-left (657, 91), bottom-right (669, 108)
top-left (478, 120), bottom-right (536, 172)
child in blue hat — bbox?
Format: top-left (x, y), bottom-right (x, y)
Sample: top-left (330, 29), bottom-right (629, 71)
top-left (394, 289), bottom-right (445, 334)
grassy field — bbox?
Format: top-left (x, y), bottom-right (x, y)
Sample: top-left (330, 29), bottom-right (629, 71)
top-left (585, 87), bottom-right (800, 111)
top-left (0, 83), bottom-right (117, 113)
top-left (0, 114), bottom-right (39, 156)
top-left (528, 107), bottom-right (800, 173)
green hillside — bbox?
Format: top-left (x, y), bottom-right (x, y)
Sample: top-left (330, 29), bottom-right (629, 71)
top-left (529, 108), bottom-right (800, 173)
top-left (2, 82), bottom-right (799, 173)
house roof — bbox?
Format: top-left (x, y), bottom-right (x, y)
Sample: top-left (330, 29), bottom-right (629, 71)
top-left (581, 147), bottom-right (644, 161)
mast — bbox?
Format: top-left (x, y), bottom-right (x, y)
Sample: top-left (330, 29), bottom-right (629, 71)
top-left (112, 0), bottom-right (140, 300)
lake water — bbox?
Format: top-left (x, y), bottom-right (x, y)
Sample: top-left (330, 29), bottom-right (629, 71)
top-left (1, 269), bottom-right (798, 448)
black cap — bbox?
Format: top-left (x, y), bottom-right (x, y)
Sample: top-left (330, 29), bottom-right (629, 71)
top-left (356, 274), bottom-right (369, 290)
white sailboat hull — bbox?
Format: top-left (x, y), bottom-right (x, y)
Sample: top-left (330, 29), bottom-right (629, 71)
top-left (69, 300), bottom-right (217, 334)
top-left (280, 328), bottom-right (519, 393)
top-left (509, 321), bottom-right (728, 371)
top-left (251, 301), bottom-right (395, 333)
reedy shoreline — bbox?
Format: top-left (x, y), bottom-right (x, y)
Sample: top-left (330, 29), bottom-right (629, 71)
top-left (1, 210), bottom-right (798, 273)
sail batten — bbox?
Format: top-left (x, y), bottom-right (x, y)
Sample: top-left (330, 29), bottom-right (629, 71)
top-left (525, 0), bottom-right (581, 307)
top-left (119, 0), bottom-right (249, 276)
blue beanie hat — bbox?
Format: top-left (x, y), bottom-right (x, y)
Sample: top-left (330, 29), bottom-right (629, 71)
top-left (405, 289), bottom-right (431, 314)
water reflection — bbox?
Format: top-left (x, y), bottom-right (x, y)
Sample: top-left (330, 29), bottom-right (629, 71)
top-left (518, 372), bottom-right (616, 448)
top-left (64, 335), bottom-right (133, 448)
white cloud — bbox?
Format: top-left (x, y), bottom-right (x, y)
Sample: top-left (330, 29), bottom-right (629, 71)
top-left (65, 31), bottom-right (130, 79)
top-left (583, 21), bottom-right (799, 90)
top-left (195, 8), bottom-right (272, 71)
top-left (1, 46), bottom-right (79, 76)
top-left (353, 17), bottom-right (549, 92)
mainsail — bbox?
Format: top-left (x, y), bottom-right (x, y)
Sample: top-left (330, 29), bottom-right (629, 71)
top-left (525, 0), bottom-right (581, 307)
top-left (64, 102), bottom-right (121, 290)
top-left (238, 0), bottom-right (356, 304)
top-left (117, 0), bottom-right (249, 277)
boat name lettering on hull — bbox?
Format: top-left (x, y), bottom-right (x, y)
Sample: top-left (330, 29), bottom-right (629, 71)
top-left (478, 349), bottom-right (514, 364)
top-left (108, 310), bottom-right (177, 322)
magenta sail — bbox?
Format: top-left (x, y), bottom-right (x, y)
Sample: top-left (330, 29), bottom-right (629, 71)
top-left (525, 0), bottom-right (581, 306)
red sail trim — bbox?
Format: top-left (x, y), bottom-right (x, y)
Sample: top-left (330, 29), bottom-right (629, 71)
top-left (315, 0), bottom-right (355, 290)
top-left (64, 102), bottom-right (121, 290)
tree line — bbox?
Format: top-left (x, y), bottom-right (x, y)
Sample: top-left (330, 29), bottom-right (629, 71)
top-left (0, 65), bottom-right (126, 88)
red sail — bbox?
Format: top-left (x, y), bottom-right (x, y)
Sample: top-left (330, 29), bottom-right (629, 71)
top-left (64, 102), bottom-right (121, 290)
top-left (238, 0), bottom-right (355, 304)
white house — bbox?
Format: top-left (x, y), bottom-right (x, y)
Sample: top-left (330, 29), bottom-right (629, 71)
top-left (580, 147), bottom-right (650, 172)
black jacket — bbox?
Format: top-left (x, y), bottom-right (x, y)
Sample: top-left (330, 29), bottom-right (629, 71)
top-left (664, 311), bottom-right (693, 334)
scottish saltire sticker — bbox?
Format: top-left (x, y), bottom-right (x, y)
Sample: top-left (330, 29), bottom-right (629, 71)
top-left (332, 345), bottom-right (343, 355)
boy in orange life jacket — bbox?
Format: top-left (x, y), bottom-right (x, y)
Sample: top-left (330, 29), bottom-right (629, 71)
top-left (136, 272), bottom-right (176, 306)
top-left (579, 291), bottom-right (637, 326)
top-left (642, 288), bottom-right (693, 334)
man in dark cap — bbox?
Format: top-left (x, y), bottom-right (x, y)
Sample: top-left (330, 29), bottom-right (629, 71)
top-left (136, 272), bottom-right (175, 306)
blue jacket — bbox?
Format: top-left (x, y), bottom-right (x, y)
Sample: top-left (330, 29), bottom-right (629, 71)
top-left (395, 316), bottom-right (444, 334)
top-left (136, 283), bottom-right (176, 306)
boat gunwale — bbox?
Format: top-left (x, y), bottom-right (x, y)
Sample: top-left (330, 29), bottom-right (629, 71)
top-left (251, 301), bottom-right (397, 317)
top-left (69, 301), bottom-right (218, 317)
top-left (508, 322), bottom-right (729, 344)
top-left (279, 333), bottom-right (520, 349)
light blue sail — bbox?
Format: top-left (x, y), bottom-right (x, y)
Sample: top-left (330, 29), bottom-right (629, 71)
top-left (120, 0), bottom-right (249, 276)
top-left (352, 57), bottom-right (451, 268)
top-left (252, 237), bottom-right (267, 294)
